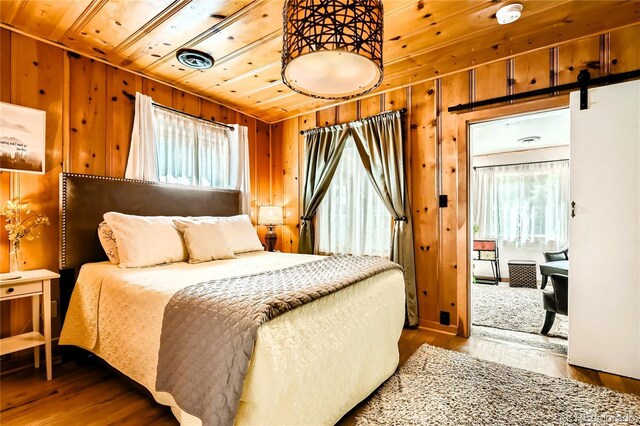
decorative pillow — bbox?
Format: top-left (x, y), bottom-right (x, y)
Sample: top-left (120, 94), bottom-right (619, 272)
top-left (215, 214), bottom-right (264, 254)
top-left (98, 221), bottom-right (120, 265)
top-left (103, 212), bottom-right (188, 268)
top-left (174, 220), bottom-right (236, 263)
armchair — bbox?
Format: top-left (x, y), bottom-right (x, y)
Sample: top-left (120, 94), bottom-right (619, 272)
top-left (543, 250), bottom-right (568, 262)
top-left (539, 249), bottom-right (569, 289)
top-left (541, 274), bottom-right (568, 335)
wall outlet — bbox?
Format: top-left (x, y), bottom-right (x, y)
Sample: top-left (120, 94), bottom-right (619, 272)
top-left (41, 300), bottom-right (58, 319)
top-left (439, 310), bottom-right (450, 326)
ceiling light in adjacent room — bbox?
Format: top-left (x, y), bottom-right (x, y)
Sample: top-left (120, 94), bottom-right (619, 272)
top-left (496, 3), bottom-right (523, 25)
top-left (518, 136), bottom-right (541, 144)
top-left (176, 49), bottom-right (214, 69)
top-left (281, 0), bottom-right (384, 99)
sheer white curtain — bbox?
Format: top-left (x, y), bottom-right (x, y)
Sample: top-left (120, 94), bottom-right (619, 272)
top-left (229, 124), bottom-right (251, 215)
top-left (316, 137), bottom-right (391, 256)
top-left (125, 93), bottom-right (157, 181)
top-left (473, 160), bottom-right (570, 250)
top-left (196, 120), bottom-right (231, 187)
top-left (126, 93), bottom-right (251, 213)
top-left (155, 108), bottom-right (231, 188)
top-left (154, 108), bottom-right (201, 185)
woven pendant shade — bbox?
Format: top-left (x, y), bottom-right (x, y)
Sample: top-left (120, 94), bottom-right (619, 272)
top-left (282, 0), bottom-right (384, 100)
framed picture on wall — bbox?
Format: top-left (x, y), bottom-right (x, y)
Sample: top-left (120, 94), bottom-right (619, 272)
top-left (0, 102), bottom-right (46, 174)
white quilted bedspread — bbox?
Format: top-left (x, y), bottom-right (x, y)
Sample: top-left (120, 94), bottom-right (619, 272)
top-left (59, 252), bottom-right (405, 425)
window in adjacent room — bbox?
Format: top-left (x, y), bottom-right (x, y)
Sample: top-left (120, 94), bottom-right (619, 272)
top-left (316, 138), bottom-right (392, 257)
top-left (473, 160), bottom-right (570, 249)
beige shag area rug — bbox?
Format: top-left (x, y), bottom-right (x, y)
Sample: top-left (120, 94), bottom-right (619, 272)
top-left (472, 283), bottom-right (569, 339)
top-left (355, 345), bottom-right (640, 425)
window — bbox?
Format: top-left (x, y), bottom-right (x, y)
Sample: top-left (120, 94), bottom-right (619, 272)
top-left (154, 107), bottom-right (231, 188)
top-left (316, 138), bottom-right (391, 256)
top-left (473, 161), bottom-right (570, 250)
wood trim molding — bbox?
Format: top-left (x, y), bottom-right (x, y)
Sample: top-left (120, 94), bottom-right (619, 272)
top-left (0, 24), bottom-right (263, 123)
top-left (455, 94), bottom-right (569, 122)
top-left (1, 1), bottom-right (27, 28)
top-left (419, 320), bottom-right (459, 336)
top-left (107, 0), bottom-right (192, 60)
top-left (550, 46), bottom-right (559, 89)
top-left (0, 341), bottom-right (61, 377)
top-left (469, 69), bottom-right (476, 106)
top-left (454, 94), bottom-right (570, 337)
top-left (600, 33), bottom-right (611, 76)
top-left (58, 0), bottom-right (109, 43)
top-left (144, 0), bottom-right (272, 73)
top-left (215, 30), bottom-right (281, 68)
top-left (152, 0), bottom-right (426, 88)
top-left (269, 21), bottom-right (638, 124)
top-left (62, 53), bottom-right (71, 173)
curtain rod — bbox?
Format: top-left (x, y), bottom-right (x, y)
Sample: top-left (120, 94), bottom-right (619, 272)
top-left (122, 90), bottom-right (234, 131)
top-left (299, 108), bottom-right (407, 136)
top-left (152, 102), bottom-right (235, 131)
top-left (473, 158), bottom-right (569, 170)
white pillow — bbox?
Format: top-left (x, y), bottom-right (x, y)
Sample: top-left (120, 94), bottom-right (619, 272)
top-left (103, 212), bottom-right (188, 268)
top-left (177, 216), bottom-right (219, 224)
top-left (174, 220), bottom-right (236, 263)
top-left (97, 221), bottom-right (120, 265)
top-left (215, 214), bottom-right (264, 254)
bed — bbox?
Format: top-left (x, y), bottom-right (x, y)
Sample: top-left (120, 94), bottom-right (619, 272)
top-left (57, 173), bottom-right (405, 425)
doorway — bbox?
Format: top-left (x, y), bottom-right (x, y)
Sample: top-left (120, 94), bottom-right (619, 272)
top-left (468, 108), bottom-right (570, 354)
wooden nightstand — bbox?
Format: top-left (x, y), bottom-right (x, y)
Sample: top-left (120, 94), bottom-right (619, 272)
top-left (0, 269), bottom-right (59, 380)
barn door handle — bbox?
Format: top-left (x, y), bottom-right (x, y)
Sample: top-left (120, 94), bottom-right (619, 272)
top-left (571, 201), bottom-right (576, 218)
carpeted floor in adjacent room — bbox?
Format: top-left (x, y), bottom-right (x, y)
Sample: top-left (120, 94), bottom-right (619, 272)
top-left (472, 282), bottom-right (569, 339)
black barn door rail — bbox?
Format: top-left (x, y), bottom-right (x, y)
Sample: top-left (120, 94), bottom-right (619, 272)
top-left (448, 69), bottom-right (640, 113)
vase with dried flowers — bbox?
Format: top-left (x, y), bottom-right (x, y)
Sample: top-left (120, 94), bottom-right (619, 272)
top-left (1, 199), bottom-right (50, 273)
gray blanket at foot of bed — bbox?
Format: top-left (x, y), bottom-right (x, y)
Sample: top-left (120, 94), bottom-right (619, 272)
top-left (155, 255), bottom-right (402, 426)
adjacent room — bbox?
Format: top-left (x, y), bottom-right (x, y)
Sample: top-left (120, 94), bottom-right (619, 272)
top-left (1, 1), bottom-right (639, 425)
top-left (470, 109), bottom-right (571, 353)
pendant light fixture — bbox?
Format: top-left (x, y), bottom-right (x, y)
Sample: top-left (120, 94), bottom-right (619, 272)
top-left (282, 0), bottom-right (384, 100)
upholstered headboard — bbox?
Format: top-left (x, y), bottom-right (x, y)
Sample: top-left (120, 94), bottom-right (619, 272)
top-left (59, 173), bottom-right (242, 271)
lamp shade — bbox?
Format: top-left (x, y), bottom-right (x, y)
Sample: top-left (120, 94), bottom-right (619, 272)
top-left (281, 0), bottom-right (384, 100)
top-left (258, 205), bottom-right (284, 226)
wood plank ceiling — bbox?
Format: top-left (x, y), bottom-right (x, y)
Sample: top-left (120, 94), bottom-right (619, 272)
top-left (1, 0), bottom-right (639, 123)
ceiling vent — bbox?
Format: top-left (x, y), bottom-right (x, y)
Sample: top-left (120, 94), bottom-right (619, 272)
top-left (176, 49), bottom-right (214, 69)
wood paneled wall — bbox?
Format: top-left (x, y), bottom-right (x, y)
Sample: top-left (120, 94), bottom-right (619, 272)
top-left (268, 25), bottom-right (640, 334)
top-left (0, 29), bottom-right (272, 347)
top-left (1, 24), bottom-right (638, 352)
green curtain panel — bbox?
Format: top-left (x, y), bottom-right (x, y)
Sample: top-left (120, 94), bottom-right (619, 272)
top-left (298, 111), bottom-right (418, 326)
top-left (298, 126), bottom-right (351, 254)
top-left (350, 112), bottom-right (418, 326)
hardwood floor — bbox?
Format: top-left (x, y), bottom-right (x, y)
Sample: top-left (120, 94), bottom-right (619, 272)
top-left (2, 328), bottom-right (639, 425)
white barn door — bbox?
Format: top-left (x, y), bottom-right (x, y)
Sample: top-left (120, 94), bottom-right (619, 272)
top-left (569, 80), bottom-right (640, 379)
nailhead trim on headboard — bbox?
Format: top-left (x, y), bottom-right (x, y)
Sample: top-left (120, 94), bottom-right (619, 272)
top-left (59, 172), bottom-right (243, 269)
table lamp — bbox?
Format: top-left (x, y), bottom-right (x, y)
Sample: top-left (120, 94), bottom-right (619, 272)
top-left (258, 205), bottom-right (283, 252)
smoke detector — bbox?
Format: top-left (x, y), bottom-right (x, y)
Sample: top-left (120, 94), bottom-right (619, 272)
top-left (496, 3), bottom-right (523, 25)
top-left (176, 49), bottom-right (214, 69)
top-left (518, 136), bottom-right (541, 144)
